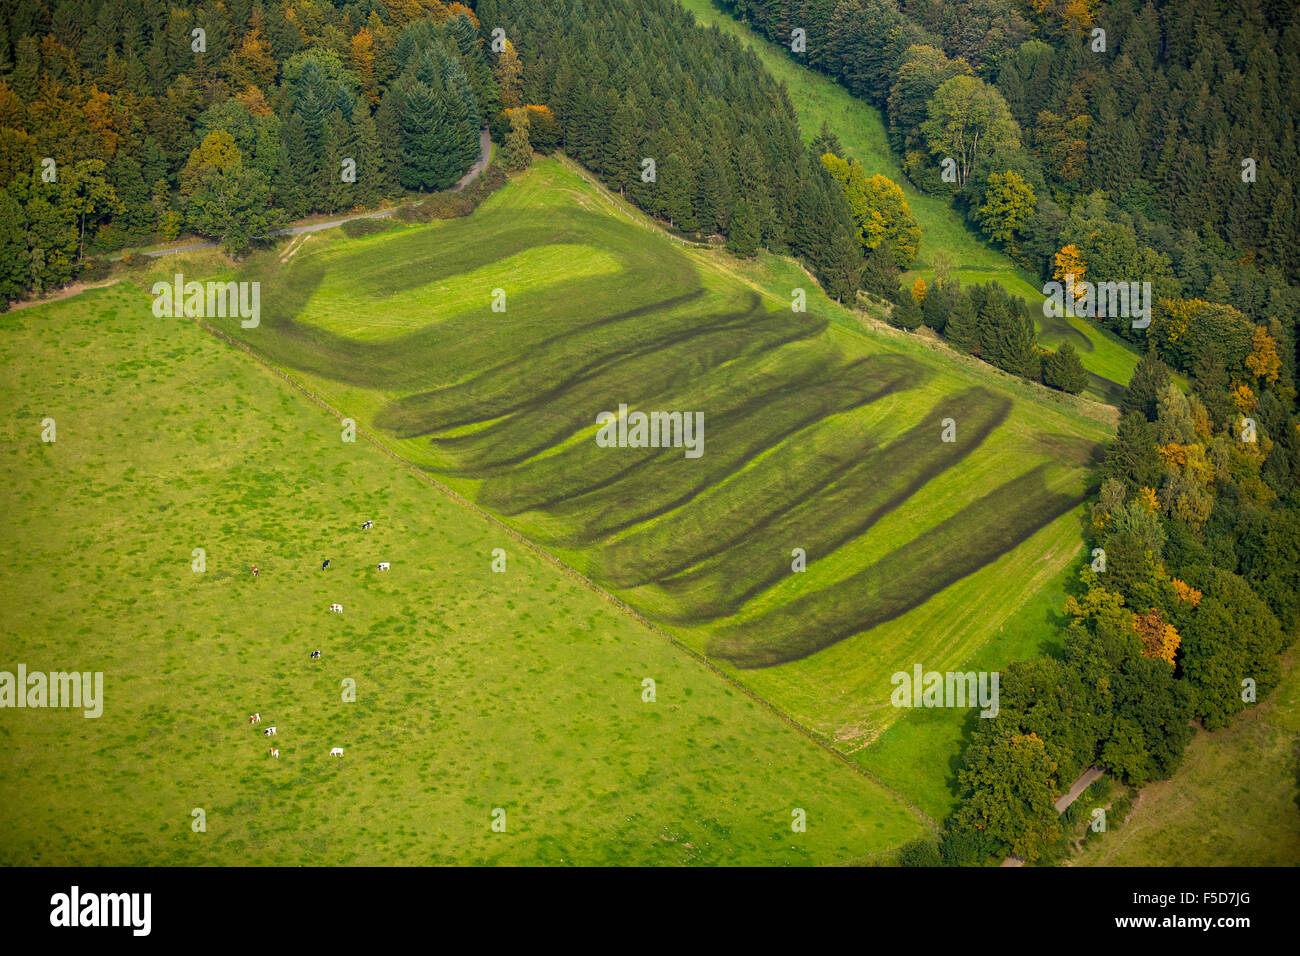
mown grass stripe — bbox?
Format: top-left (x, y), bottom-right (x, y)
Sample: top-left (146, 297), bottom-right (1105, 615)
top-left (707, 464), bottom-right (1085, 668)
top-left (430, 306), bottom-right (825, 474)
top-left (654, 387), bottom-right (1013, 622)
top-left (545, 355), bottom-right (926, 543)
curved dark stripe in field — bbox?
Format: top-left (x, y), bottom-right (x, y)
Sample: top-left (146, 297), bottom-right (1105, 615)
top-left (706, 464), bottom-right (1086, 668)
top-left (228, 213), bottom-right (701, 392)
top-left (375, 288), bottom-right (721, 434)
top-left (1086, 370), bottom-right (1127, 407)
top-left (348, 208), bottom-right (677, 300)
top-left (428, 308), bottom-right (827, 475)
top-left (1030, 431), bottom-right (1107, 469)
top-left (476, 344), bottom-right (846, 515)
top-left (1036, 308), bottom-right (1093, 353)
top-left (213, 160), bottom-right (1108, 684)
top-left (543, 355), bottom-right (925, 544)
top-left (653, 388), bottom-right (1013, 623)
top-left (599, 411), bottom-right (882, 587)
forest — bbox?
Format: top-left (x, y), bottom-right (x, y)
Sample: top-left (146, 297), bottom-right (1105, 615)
top-left (0, 1), bottom-right (492, 293)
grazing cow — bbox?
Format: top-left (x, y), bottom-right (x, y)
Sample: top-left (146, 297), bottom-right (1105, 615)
top-left (329, 603), bottom-right (343, 613)
top-left (361, 520), bottom-right (373, 530)
top-left (321, 559), bottom-right (331, 571)
top-left (269, 747), bottom-right (279, 758)
top-left (377, 562), bottom-right (390, 571)
top-left (310, 649), bottom-right (321, 660)
top-left (251, 565), bottom-right (259, 578)
top-left (248, 713), bottom-right (261, 724)
top-left (329, 747), bottom-right (344, 757)
top-left (263, 726), bottom-right (277, 736)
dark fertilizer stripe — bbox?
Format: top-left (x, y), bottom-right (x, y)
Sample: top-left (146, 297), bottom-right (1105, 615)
top-left (228, 243), bottom-right (700, 394)
top-left (432, 310), bottom-right (829, 475)
top-left (545, 355), bottom-right (925, 544)
top-left (375, 288), bottom-right (721, 435)
top-left (476, 345), bottom-right (846, 515)
top-left (705, 464), bottom-right (1085, 668)
top-left (654, 388), bottom-right (1013, 623)
top-left (600, 415), bottom-right (882, 588)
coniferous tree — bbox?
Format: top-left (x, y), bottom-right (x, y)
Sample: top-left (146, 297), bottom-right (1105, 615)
top-left (1123, 350), bottom-right (1173, 421)
top-left (726, 198), bottom-right (759, 257)
top-left (1042, 341), bottom-right (1089, 393)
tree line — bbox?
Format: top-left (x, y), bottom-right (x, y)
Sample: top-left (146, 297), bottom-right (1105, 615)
top-left (0, 0), bottom-right (495, 304)
top-left (721, 0), bottom-right (1300, 384)
top-left (473, 0), bottom-right (870, 299)
top-left (931, 341), bottom-right (1299, 864)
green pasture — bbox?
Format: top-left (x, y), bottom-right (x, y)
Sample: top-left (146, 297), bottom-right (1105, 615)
top-left (0, 283), bottom-right (933, 865)
top-left (178, 157), bottom-right (1114, 815)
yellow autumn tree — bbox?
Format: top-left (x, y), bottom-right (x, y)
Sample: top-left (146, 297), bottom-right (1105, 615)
top-left (1149, 296), bottom-right (1203, 347)
top-left (351, 28), bottom-right (379, 105)
top-left (1232, 383), bottom-right (1257, 414)
top-left (82, 86), bottom-right (122, 159)
top-left (179, 130), bottom-right (242, 198)
top-left (229, 27), bottom-right (278, 92)
top-left (1061, 0), bottom-right (1097, 33)
top-left (1245, 326), bottom-right (1281, 383)
top-left (383, 0), bottom-right (450, 25)
top-left (912, 277), bottom-right (927, 303)
top-left (495, 39), bottom-right (523, 109)
top-left (1053, 244), bottom-right (1087, 298)
top-left (1171, 578), bottom-right (1202, 607)
top-left (235, 84), bottom-right (272, 116)
top-left (1157, 443), bottom-right (1189, 468)
top-left (1134, 608), bottom-right (1180, 664)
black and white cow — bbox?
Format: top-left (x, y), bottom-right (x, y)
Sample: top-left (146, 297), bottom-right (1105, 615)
top-left (310, 650), bottom-right (322, 660)
top-left (321, 559), bottom-right (331, 571)
top-left (361, 520), bottom-right (373, 530)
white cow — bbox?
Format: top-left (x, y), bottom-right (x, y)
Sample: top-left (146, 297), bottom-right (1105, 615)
top-left (329, 747), bottom-right (344, 757)
top-left (377, 562), bottom-right (390, 571)
top-left (248, 712), bottom-right (261, 724)
top-left (263, 726), bottom-right (277, 736)
top-left (329, 603), bottom-right (343, 613)
top-left (269, 747), bottom-right (279, 758)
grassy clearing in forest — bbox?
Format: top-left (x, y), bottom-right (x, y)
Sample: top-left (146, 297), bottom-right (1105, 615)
top-left (178, 158), bottom-right (1113, 814)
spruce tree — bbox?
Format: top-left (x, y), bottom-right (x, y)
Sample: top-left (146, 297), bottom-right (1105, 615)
top-left (1102, 413), bottom-right (1163, 493)
top-left (890, 284), bottom-right (923, 329)
top-left (1043, 341), bottom-right (1089, 394)
top-left (726, 198), bottom-right (759, 257)
top-left (1122, 350), bottom-right (1173, 421)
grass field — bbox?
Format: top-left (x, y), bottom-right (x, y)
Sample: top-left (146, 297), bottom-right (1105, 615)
top-left (166, 156), bottom-right (1115, 817)
top-left (675, 0), bottom-right (1141, 403)
top-left (0, 281), bottom-right (935, 865)
top-left (1072, 651), bottom-right (1300, 867)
